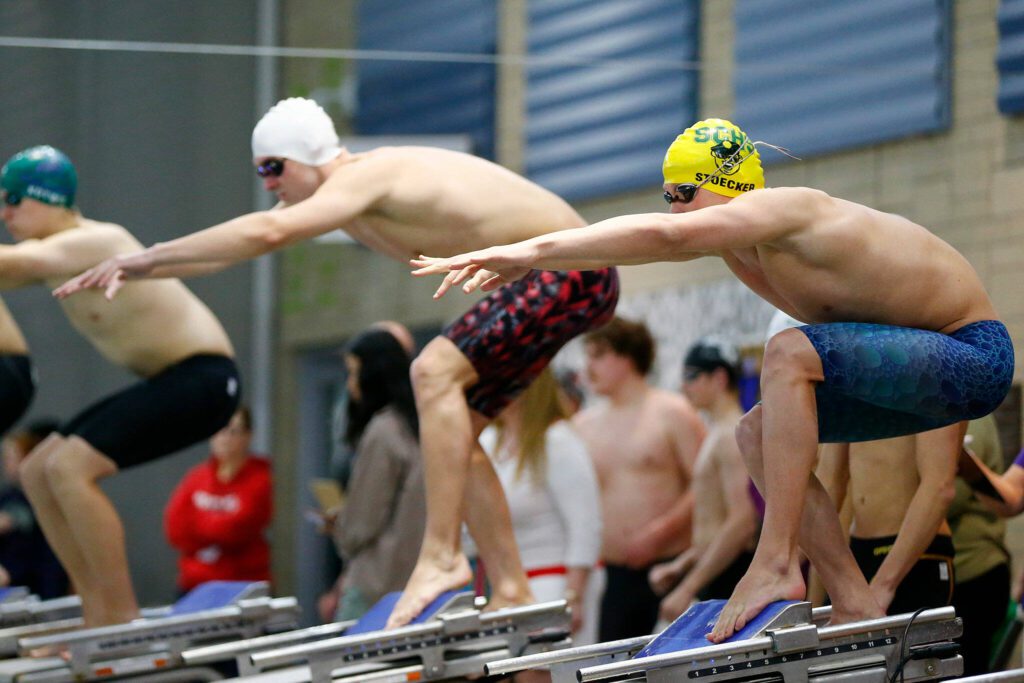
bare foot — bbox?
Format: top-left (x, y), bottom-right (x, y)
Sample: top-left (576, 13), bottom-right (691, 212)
top-left (707, 562), bottom-right (805, 643)
top-left (829, 595), bottom-right (885, 626)
top-left (386, 553), bottom-right (474, 629)
top-left (481, 581), bottom-right (534, 613)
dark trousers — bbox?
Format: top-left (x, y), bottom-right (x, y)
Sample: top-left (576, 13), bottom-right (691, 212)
top-left (952, 562), bottom-right (1011, 675)
top-left (599, 563), bottom-right (662, 641)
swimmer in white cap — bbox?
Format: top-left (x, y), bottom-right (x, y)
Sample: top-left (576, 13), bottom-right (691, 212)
top-left (56, 98), bottom-right (619, 629)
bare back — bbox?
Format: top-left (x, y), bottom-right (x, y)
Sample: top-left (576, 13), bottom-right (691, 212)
top-left (320, 147), bottom-right (585, 261)
top-left (0, 297), bottom-right (28, 355)
top-left (50, 220), bottom-right (233, 376)
top-left (575, 388), bottom-right (703, 564)
top-left (720, 189), bottom-right (997, 333)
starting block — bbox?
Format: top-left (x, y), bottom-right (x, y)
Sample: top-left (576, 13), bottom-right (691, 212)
top-left (0, 580), bottom-right (298, 682)
top-left (225, 590), bottom-right (572, 682)
top-left (489, 599), bottom-right (963, 682)
top-left (0, 590), bottom-right (83, 659)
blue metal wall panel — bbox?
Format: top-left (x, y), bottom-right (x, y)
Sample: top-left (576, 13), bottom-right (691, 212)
top-left (734, 0), bottom-right (951, 159)
top-left (525, 1), bottom-right (700, 201)
top-left (998, 0), bottom-right (1024, 113)
top-left (355, 1), bottom-right (497, 158)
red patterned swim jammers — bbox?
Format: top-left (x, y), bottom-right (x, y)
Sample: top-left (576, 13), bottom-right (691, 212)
top-left (442, 268), bottom-right (619, 418)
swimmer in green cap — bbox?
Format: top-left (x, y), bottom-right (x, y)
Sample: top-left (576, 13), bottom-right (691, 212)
top-left (407, 118), bottom-right (1011, 642)
top-left (1, 145), bottom-right (239, 627)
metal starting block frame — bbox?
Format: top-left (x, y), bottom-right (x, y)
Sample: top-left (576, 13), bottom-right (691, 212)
top-left (490, 602), bottom-right (963, 683)
top-left (183, 620), bottom-right (356, 677)
top-left (0, 596), bottom-right (83, 658)
top-left (0, 581), bottom-right (299, 682)
top-left (241, 593), bottom-right (571, 683)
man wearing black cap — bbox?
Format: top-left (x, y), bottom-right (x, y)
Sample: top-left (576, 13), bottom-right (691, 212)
top-left (649, 338), bottom-right (758, 621)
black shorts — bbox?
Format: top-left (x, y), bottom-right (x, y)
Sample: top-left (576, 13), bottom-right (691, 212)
top-left (0, 354), bottom-right (34, 437)
top-left (599, 561), bottom-right (665, 641)
top-left (850, 534), bottom-right (954, 615)
top-left (59, 354), bottom-right (240, 469)
top-left (442, 268), bottom-right (618, 418)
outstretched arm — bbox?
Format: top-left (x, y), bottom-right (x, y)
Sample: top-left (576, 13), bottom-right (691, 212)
top-left (411, 188), bottom-right (814, 297)
top-left (0, 225), bottom-right (134, 290)
top-left (55, 167), bottom-right (388, 299)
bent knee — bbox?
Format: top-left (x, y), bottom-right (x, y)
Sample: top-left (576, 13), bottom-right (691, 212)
top-left (43, 442), bottom-right (116, 485)
top-left (19, 448), bottom-right (51, 491)
top-left (411, 340), bottom-right (477, 397)
top-left (736, 407), bottom-right (762, 454)
top-left (762, 329), bottom-right (822, 382)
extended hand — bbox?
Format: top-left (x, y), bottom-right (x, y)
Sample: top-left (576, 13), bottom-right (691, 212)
top-left (53, 250), bottom-right (156, 301)
top-left (410, 243), bottom-right (537, 299)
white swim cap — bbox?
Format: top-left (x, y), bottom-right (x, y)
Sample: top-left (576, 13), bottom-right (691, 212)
top-left (251, 97), bottom-right (342, 166)
top-left (765, 309), bottom-right (805, 343)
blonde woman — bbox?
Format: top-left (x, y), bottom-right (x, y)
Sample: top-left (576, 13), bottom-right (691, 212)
top-left (479, 368), bottom-right (603, 644)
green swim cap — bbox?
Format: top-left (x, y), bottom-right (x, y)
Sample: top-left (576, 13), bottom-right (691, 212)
top-left (1, 146), bottom-right (77, 208)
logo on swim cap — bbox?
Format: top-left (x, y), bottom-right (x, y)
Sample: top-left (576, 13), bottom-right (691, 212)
top-left (251, 97), bottom-right (342, 166)
top-left (662, 118), bottom-right (764, 198)
top-left (1, 145), bottom-right (77, 208)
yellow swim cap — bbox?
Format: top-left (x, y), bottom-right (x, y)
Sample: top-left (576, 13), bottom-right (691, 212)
top-left (662, 118), bottom-right (764, 198)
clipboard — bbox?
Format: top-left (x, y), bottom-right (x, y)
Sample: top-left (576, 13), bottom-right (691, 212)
top-left (309, 478), bottom-right (346, 512)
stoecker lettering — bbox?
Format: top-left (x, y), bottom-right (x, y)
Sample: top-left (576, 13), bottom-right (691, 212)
top-left (694, 172), bottom-right (756, 192)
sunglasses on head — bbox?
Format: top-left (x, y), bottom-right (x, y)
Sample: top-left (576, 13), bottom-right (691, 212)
top-left (255, 158), bottom-right (286, 178)
top-left (2, 192), bottom-right (21, 207)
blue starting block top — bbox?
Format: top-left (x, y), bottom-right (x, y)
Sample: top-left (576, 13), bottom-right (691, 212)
top-left (0, 587), bottom-right (22, 602)
top-left (635, 600), bottom-right (799, 658)
top-left (169, 581), bottom-right (260, 616)
top-left (346, 590), bottom-right (465, 636)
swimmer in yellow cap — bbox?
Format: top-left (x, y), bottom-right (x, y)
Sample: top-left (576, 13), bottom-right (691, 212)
top-left (408, 118), bottom-right (1010, 642)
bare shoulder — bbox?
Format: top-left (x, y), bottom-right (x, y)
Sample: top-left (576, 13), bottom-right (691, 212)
top-left (572, 406), bottom-right (605, 432)
top-left (57, 219), bottom-right (140, 249)
top-left (650, 388), bottom-right (700, 421)
top-left (732, 186), bottom-right (833, 214)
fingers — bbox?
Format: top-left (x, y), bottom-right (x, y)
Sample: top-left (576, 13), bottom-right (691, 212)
top-left (460, 268), bottom-right (493, 294)
top-left (432, 265), bottom-right (481, 299)
top-left (480, 274), bottom-right (503, 292)
top-left (104, 273), bottom-right (126, 301)
top-left (410, 254), bottom-right (480, 277)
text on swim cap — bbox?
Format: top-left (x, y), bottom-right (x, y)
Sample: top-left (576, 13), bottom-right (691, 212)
top-left (693, 173), bottom-right (757, 193)
top-left (693, 126), bottom-right (757, 157)
top-left (25, 185), bottom-right (69, 205)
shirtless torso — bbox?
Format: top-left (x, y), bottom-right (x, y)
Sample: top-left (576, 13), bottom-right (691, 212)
top-left (691, 418), bottom-right (754, 550)
top-left (715, 189), bottom-right (996, 332)
top-left (44, 220), bottom-right (232, 375)
top-left (276, 146), bottom-right (586, 261)
top-left (576, 387), bottom-right (703, 565)
top-left (847, 438), bottom-right (950, 539)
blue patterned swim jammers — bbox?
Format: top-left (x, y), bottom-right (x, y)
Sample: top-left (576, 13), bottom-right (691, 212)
top-left (799, 320), bottom-right (1014, 443)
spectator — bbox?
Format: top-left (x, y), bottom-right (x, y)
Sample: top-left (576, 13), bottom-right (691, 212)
top-left (320, 328), bottom-right (425, 621)
top-left (480, 367), bottom-right (603, 643)
top-left (950, 415), bottom-right (1010, 675)
top-left (0, 418), bottom-right (67, 598)
top-left (164, 406), bottom-right (272, 594)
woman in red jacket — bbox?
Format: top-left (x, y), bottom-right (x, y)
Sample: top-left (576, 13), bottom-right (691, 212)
top-left (164, 406), bottom-right (272, 592)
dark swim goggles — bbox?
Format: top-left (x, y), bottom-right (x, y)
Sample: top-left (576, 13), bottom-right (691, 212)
top-left (1, 192), bottom-right (21, 207)
top-left (663, 140), bottom-right (751, 205)
top-left (255, 158), bottom-right (286, 178)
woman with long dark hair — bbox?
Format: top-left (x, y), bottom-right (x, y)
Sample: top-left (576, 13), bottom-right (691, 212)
top-left (328, 328), bottom-right (425, 621)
